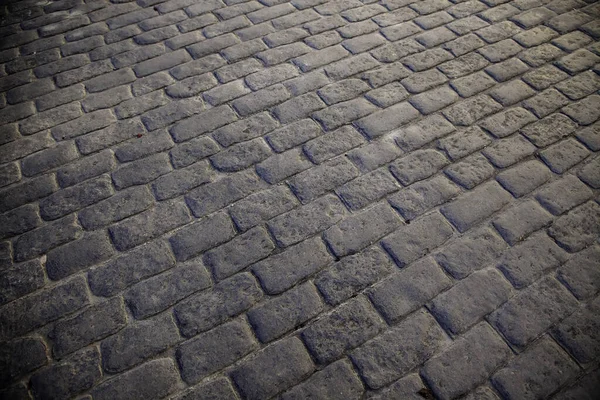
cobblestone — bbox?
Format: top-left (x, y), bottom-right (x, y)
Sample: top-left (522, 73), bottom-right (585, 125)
top-left (1, 1), bottom-right (599, 398)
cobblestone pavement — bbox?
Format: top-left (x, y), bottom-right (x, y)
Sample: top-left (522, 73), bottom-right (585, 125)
top-left (1, 0), bottom-right (600, 398)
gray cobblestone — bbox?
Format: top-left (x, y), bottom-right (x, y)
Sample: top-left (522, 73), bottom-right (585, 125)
top-left (303, 295), bottom-right (385, 364)
top-left (30, 347), bottom-right (101, 400)
top-left (549, 201), bottom-right (600, 253)
top-left (352, 309), bottom-right (449, 389)
top-left (92, 358), bottom-right (179, 400)
top-left (422, 322), bottom-right (511, 400)
top-left (0, 336), bottom-right (47, 386)
top-left (178, 318), bottom-right (258, 384)
top-left (231, 337), bottom-right (315, 400)
top-left (169, 211), bottom-right (235, 262)
top-left (369, 256), bottom-right (451, 323)
top-left (492, 337), bottom-right (579, 399)
top-left (249, 282), bottom-right (323, 343)
top-left (280, 359), bottom-right (363, 400)
top-left (325, 202), bottom-right (402, 257)
top-left (0, 276), bottom-right (89, 341)
top-left (558, 245), bottom-right (600, 301)
top-left (204, 226), bottom-right (275, 281)
top-left (493, 199), bottom-right (553, 245)
top-left (2, 2), bottom-right (600, 396)
top-left (253, 235), bottom-right (332, 295)
top-left (174, 272), bottom-right (262, 337)
top-left (431, 268), bottom-right (513, 335)
top-left (89, 239), bottom-right (175, 297)
top-left (49, 297), bottom-right (126, 358)
top-left (536, 174), bottom-right (593, 215)
top-left (290, 157), bottom-right (359, 203)
top-left (126, 260), bottom-right (210, 319)
top-left (185, 169), bottom-right (267, 217)
top-left (390, 149), bottom-right (449, 186)
top-left (442, 181), bottom-right (512, 232)
top-left (383, 211), bottom-right (454, 266)
top-left (490, 275), bottom-right (578, 348)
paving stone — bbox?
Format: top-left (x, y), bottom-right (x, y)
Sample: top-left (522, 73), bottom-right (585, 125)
top-left (549, 201), bottom-right (600, 252)
top-left (49, 297), bottom-right (126, 358)
top-left (231, 337), bottom-right (315, 400)
top-left (495, 159), bottom-right (551, 197)
top-left (0, 336), bottom-right (47, 386)
top-left (447, 154), bottom-right (495, 190)
top-left (395, 114), bottom-right (456, 151)
top-left (303, 125), bottom-right (365, 164)
top-left (539, 138), bottom-right (590, 174)
top-left (171, 377), bottom-right (239, 400)
top-left (492, 337), bottom-right (579, 399)
top-left (522, 64), bottom-right (568, 90)
top-left (435, 225), bottom-right (506, 279)
top-left (346, 136), bottom-right (403, 172)
top-left (382, 211), bottom-right (453, 266)
top-left (371, 39), bottom-right (425, 63)
top-left (390, 149), bottom-right (449, 186)
top-left (489, 79), bottom-right (536, 106)
top-left (0, 276), bottom-right (89, 341)
top-left (30, 347), bottom-right (101, 400)
top-left (174, 271), bottom-right (262, 337)
top-left (493, 199), bottom-right (554, 245)
top-left (203, 226), bottom-right (274, 281)
top-left (256, 42), bottom-right (312, 66)
top-left (388, 174), bottom-right (461, 221)
top-left (431, 268), bottom-right (513, 334)
top-left (437, 128), bottom-right (492, 160)
top-left (125, 260), bottom-right (210, 319)
top-left (422, 322), bottom-right (512, 400)
top-left (362, 62), bottom-right (412, 87)
top-left (0, 259), bottom-right (44, 306)
top-left (293, 45), bottom-right (349, 72)
top-left (325, 202), bottom-right (402, 257)
top-left (253, 235), bottom-right (332, 294)
top-left (302, 295), bottom-right (385, 364)
top-left (177, 318), bottom-right (258, 384)
top-left (13, 213), bottom-right (81, 262)
top-left (441, 181), bottom-right (513, 233)
top-left (52, 109), bottom-right (117, 141)
top-left (185, 169), bottom-right (267, 217)
top-left (578, 155), bottom-right (600, 188)
top-left (490, 275), bottom-right (578, 348)
top-left (356, 102), bottom-right (420, 138)
top-left (369, 256), bottom-right (451, 324)
top-left (336, 168), bottom-right (399, 210)
top-left (553, 296), bottom-right (600, 365)
top-left (483, 134), bottom-right (536, 168)
top-left (92, 358), bottom-right (179, 400)
top-left (536, 174), bottom-right (594, 215)
top-left (317, 79), bottom-right (369, 106)
top-left (280, 359), bottom-right (363, 400)
top-left (563, 94), bottom-right (600, 126)
top-left (557, 245), bottom-right (600, 301)
top-left (351, 309), bottom-right (450, 389)
top-left (450, 71), bottom-right (497, 97)
top-left (443, 94), bottom-right (502, 126)
top-left (522, 88), bottom-right (569, 118)
top-left (365, 82), bottom-right (409, 108)
top-left (555, 70), bottom-right (600, 100)
top-left (248, 282), bottom-right (324, 343)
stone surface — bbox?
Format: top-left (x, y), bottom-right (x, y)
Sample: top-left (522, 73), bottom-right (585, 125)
top-left (0, 1), bottom-right (598, 397)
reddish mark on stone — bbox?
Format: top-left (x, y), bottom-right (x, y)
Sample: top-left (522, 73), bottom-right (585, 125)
top-left (136, 134), bottom-right (143, 138)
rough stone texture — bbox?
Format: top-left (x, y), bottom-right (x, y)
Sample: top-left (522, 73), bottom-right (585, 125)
top-left (1, 1), bottom-right (599, 398)
top-left (351, 310), bottom-right (450, 389)
top-left (492, 337), bottom-right (579, 400)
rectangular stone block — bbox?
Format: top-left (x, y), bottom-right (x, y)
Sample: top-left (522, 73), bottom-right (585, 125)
top-left (252, 236), bottom-right (332, 295)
